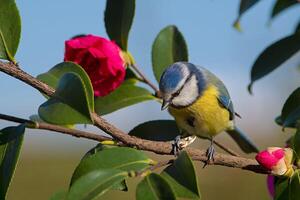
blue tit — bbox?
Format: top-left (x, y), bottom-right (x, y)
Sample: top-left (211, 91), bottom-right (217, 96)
top-left (159, 62), bottom-right (258, 160)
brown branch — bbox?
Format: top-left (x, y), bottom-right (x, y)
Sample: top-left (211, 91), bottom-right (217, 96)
top-left (0, 61), bottom-right (268, 174)
top-left (130, 63), bottom-right (161, 97)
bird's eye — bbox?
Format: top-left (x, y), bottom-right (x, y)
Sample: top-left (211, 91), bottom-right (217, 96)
top-left (173, 90), bottom-right (180, 97)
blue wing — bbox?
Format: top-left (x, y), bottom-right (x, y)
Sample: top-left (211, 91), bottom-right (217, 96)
top-left (197, 66), bottom-right (236, 120)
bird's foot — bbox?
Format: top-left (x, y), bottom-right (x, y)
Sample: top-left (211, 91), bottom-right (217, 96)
top-left (172, 135), bottom-right (196, 156)
top-left (203, 144), bottom-right (215, 168)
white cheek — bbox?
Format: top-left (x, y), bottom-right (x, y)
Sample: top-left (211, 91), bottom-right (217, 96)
top-left (172, 75), bottom-right (198, 107)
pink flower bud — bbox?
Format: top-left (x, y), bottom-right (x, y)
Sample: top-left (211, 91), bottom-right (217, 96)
top-left (255, 147), bottom-right (294, 176)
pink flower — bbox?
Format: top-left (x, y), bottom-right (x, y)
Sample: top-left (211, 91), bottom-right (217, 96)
top-left (64, 34), bottom-right (126, 97)
top-left (255, 147), bottom-right (294, 176)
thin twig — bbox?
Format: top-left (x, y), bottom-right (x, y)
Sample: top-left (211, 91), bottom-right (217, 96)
top-left (0, 61), bottom-right (268, 174)
top-left (130, 64), bottom-right (161, 97)
top-left (0, 113), bottom-right (111, 142)
top-left (0, 113), bottom-right (32, 124)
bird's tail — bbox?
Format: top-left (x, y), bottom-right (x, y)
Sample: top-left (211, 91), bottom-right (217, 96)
top-left (226, 127), bottom-right (259, 153)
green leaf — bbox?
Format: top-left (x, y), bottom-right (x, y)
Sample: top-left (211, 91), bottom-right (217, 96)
top-left (39, 72), bottom-right (94, 125)
top-left (136, 173), bottom-right (176, 200)
top-left (275, 177), bottom-right (289, 200)
top-left (94, 82), bottom-right (155, 115)
top-left (79, 144), bottom-right (129, 192)
top-left (248, 35), bottom-right (300, 93)
top-left (293, 130), bottom-right (300, 160)
top-left (49, 190), bottom-right (67, 200)
top-left (29, 114), bottom-right (74, 129)
top-left (152, 25), bottom-right (188, 82)
top-left (274, 170), bottom-right (300, 200)
top-left (70, 146), bottom-right (153, 186)
top-left (37, 62), bottom-right (94, 106)
top-left (0, 0), bottom-right (21, 62)
top-left (161, 151), bottom-right (201, 199)
top-left (233, 0), bottom-right (260, 31)
top-left (271, 0), bottom-right (299, 20)
top-left (67, 169), bottom-right (128, 200)
top-left (281, 88), bottom-right (300, 128)
top-left (104, 0), bottom-right (135, 50)
top-left (111, 180), bottom-right (128, 192)
top-left (0, 124), bottom-right (25, 199)
top-left (290, 170), bottom-right (300, 200)
top-left (129, 120), bottom-right (180, 142)
top-left (275, 116), bottom-right (296, 128)
top-left (295, 21), bottom-right (300, 33)
top-left (81, 143), bottom-right (117, 160)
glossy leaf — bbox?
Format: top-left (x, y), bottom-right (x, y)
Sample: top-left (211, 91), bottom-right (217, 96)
top-left (233, 0), bottom-right (260, 31)
top-left (70, 147), bottom-right (153, 185)
top-left (161, 151), bottom-right (201, 199)
top-left (49, 190), bottom-right (67, 200)
top-left (274, 178), bottom-right (289, 200)
top-left (295, 21), bottom-right (300, 33)
top-left (129, 120), bottom-right (180, 141)
top-left (0, 0), bottom-right (21, 62)
top-left (290, 170), bottom-right (300, 200)
top-left (104, 0), bottom-right (135, 50)
top-left (0, 124), bottom-right (25, 199)
top-left (81, 143), bottom-right (117, 160)
top-left (37, 62), bottom-right (94, 107)
top-left (274, 170), bottom-right (300, 200)
top-left (152, 25), bottom-right (188, 82)
top-left (67, 169), bottom-right (128, 200)
top-left (39, 72), bottom-right (94, 125)
top-left (293, 130), bottom-right (300, 160)
top-left (95, 82), bottom-right (155, 115)
top-left (29, 114), bottom-right (74, 129)
top-left (271, 0), bottom-right (299, 20)
top-left (248, 35), bottom-right (300, 93)
top-left (78, 144), bottom-right (129, 192)
top-left (275, 116), bottom-right (296, 128)
top-left (281, 88), bottom-right (300, 128)
top-left (136, 173), bottom-right (176, 200)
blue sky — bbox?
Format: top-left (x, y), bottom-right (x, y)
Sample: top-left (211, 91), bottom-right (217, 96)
top-left (1, 0), bottom-right (300, 151)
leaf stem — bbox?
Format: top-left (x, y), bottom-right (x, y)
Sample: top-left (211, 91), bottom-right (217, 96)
top-left (130, 63), bottom-right (161, 97)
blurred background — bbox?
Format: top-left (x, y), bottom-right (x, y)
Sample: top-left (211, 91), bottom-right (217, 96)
top-left (1, 0), bottom-right (300, 199)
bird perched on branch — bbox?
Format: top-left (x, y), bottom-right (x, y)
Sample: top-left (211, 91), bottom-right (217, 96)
top-left (159, 62), bottom-right (258, 163)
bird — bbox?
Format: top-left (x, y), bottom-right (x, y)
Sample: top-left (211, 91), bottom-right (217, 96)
top-left (159, 62), bottom-right (258, 162)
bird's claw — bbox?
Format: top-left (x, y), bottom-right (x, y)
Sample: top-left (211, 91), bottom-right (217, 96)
top-left (203, 144), bottom-right (215, 168)
top-left (172, 135), bottom-right (197, 156)
top-left (172, 135), bottom-right (182, 156)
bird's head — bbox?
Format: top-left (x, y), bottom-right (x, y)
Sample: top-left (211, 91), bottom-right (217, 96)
top-left (159, 62), bottom-right (206, 110)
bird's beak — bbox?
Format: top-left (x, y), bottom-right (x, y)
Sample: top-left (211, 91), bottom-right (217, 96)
top-left (161, 100), bottom-right (170, 111)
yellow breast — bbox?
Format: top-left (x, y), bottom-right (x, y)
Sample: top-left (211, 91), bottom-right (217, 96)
top-left (168, 85), bottom-right (233, 138)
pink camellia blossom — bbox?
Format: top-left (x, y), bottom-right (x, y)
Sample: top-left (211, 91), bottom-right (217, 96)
top-left (64, 34), bottom-right (126, 97)
top-left (255, 147), bottom-right (294, 176)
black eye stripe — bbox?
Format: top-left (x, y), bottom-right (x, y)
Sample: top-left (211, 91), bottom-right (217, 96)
top-left (171, 74), bottom-right (194, 98)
